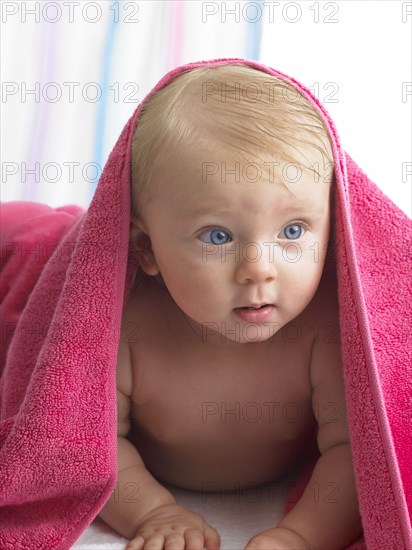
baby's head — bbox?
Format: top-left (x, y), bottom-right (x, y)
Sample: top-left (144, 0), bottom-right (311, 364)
top-left (130, 64), bottom-right (335, 345)
top-left (131, 65), bottom-right (334, 217)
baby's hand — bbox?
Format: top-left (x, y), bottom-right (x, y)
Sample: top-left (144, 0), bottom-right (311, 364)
top-left (126, 502), bottom-right (221, 550)
top-left (244, 527), bottom-right (313, 550)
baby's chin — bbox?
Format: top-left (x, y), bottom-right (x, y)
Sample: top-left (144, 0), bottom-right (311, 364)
top-left (191, 316), bottom-right (284, 346)
top-left (217, 325), bottom-right (281, 345)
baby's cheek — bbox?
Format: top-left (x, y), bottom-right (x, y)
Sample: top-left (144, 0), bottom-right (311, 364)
top-left (282, 259), bottom-right (320, 302)
top-left (163, 267), bottom-right (204, 307)
top-left (296, 243), bottom-right (326, 279)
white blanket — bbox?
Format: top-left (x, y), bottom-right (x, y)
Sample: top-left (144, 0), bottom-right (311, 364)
top-left (72, 469), bottom-right (300, 549)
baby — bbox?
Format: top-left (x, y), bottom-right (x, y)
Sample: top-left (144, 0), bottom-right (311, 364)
top-left (98, 65), bottom-right (363, 550)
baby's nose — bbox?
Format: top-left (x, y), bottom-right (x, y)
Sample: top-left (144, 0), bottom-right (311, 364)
top-left (234, 241), bottom-right (277, 284)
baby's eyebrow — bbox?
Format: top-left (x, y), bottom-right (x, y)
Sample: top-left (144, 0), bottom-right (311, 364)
top-left (184, 204), bottom-right (325, 219)
top-left (283, 205), bottom-right (326, 218)
top-left (184, 207), bottom-right (239, 218)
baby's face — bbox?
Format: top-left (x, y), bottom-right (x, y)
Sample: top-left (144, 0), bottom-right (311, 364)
top-left (137, 143), bottom-right (332, 345)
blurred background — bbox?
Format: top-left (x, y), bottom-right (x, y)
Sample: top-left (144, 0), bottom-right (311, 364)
top-left (1, 0), bottom-right (411, 215)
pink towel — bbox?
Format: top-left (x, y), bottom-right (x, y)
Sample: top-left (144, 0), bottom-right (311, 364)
top-left (1, 58), bottom-right (411, 549)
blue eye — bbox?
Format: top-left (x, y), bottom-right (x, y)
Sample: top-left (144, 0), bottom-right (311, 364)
top-left (199, 228), bottom-right (231, 245)
top-left (282, 224), bottom-right (304, 240)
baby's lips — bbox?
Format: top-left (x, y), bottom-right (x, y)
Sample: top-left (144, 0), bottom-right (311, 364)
top-left (235, 303), bottom-right (274, 309)
top-left (233, 304), bottom-right (276, 322)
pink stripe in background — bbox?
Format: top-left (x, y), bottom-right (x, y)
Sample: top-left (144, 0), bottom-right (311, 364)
top-left (166, 0), bottom-right (185, 71)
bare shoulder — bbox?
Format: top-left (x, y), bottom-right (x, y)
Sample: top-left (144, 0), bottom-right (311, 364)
top-left (117, 273), bottom-right (170, 395)
top-left (307, 262), bottom-right (350, 454)
top-left (116, 273), bottom-right (154, 398)
top-left (115, 274), bottom-right (158, 436)
top-left (308, 261), bottom-right (341, 373)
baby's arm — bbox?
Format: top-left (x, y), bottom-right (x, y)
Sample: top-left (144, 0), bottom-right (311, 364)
top-left (274, 329), bottom-right (363, 548)
top-left (98, 340), bottom-right (220, 550)
top-left (245, 302), bottom-right (363, 550)
top-left (97, 391), bottom-right (176, 538)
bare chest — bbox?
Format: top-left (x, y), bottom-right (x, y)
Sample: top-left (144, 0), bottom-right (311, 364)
top-left (125, 297), bottom-right (316, 489)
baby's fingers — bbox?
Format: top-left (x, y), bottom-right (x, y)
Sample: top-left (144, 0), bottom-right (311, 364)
top-left (164, 532), bottom-right (186, 550)
top-left (126, 534), bottom-right (145, 550)
top-left (183, 528), bottom-right (206, 550)
top-left (126, 531), bottom-right (200, 550)
top-left (127, 533), bottom-right (168, 550)
top-left (203, 525), bottom-right (221, 550)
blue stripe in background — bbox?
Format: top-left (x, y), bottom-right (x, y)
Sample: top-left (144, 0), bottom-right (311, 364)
top-left (25, 20), bottom-right (56, 202)
top-left (245, 0), bottom-right (263, 60)
top-left (88, 0), bottom-right (121, 204)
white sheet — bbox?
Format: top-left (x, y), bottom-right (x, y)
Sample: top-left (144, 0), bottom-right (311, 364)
top-left (72, 468), bottom-right (302, 549)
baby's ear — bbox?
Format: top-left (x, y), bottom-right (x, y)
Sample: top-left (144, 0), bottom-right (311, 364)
top-left (129, 216), bottom-right (159, 276)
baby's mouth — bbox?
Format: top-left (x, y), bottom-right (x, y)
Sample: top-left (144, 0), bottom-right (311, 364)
top-left (233, 303), bottom-right (276, 321)
top-left (237, 303), bottom-right (272, 310)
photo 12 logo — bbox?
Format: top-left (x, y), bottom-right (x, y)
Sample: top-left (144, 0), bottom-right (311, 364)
top-left (202, 2), bottom-right (340, 24)
top-left (1, 161), bottom-right (102, 185)
top-left (2, 81), bottom-right (141, 104)
top-left (1, 1), bottom-right (140, 24)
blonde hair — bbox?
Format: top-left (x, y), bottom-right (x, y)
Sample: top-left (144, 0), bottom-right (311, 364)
top-left (131, 64), bottom-right (334, 217)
